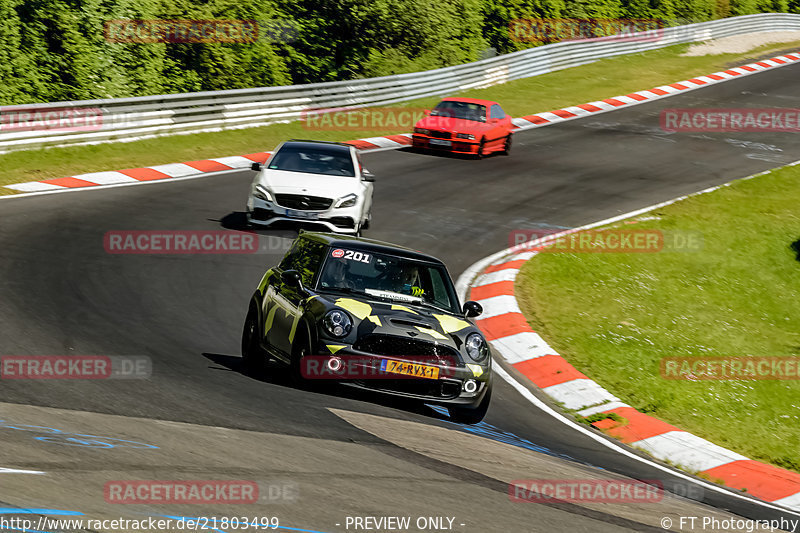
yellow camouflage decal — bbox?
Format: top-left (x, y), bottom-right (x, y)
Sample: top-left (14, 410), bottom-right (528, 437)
top-left (391, 304), bottom-right (419, 315)
top-left (335, 298), bottom-right (372, 320)
top-left (414, 326), bottom-right (447, 340)
top-left (263, 305), bottom-right (278, 334)
top-left (466, 364), bottom-right (484, 377)
top-left (433, 314), bottom-right (470, 334)
top-left (257, 270), bottom-right (271, 293)
top-left (327, 345), bottom-right (347, 354)
top-left (367, 315), bottom-right (382, 326)
top-left (288, 313), bottom-right (301, 343)
top-left (290, 296), bottom-right (318, 342)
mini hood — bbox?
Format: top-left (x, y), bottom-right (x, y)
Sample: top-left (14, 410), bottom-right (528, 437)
top-left (319, 293), bottom-right (474, 349)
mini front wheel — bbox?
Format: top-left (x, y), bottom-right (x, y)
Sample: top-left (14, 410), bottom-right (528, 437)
top-left (242, 304), bottom-right (268, 375)
top-left (449, 385), bottom-right (492, 424)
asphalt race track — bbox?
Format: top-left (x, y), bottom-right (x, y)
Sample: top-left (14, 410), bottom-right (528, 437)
top-left (1, 57), bottom-right (800, 532)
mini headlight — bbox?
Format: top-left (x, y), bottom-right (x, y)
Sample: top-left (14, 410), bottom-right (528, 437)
top-left (456, 133), bottom-right (475, 140)
top-left (335, 193), bottom-right (358, 209)
top-left (253, 184), bottom-right (274, 202)
top-left (323, 309), bottom-right (352, 337)
top-left (465, 333), bottom-right (489, 362)
top-left (414, 127), bottom-right (430, 135)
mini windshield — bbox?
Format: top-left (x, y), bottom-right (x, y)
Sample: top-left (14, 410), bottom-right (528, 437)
top-left (430, 101), bottom-right (486, 123)
top-left (317, 248), bottom-right (460, 314)
top-left (268, 145), bottom-right (355, 177)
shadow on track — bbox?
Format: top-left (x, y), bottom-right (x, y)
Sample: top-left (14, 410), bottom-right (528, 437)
top-left (400, 146), bottom-right (505, 160)
top-left (216, 211), bottom-right (348, 237)
top-left (202, 352), bottom-right (451, 422)
top-left (217, 211), bottom-right (251, 231)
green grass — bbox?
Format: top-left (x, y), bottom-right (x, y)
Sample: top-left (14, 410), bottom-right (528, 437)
top-left (516, 164), bottom-right (800, 472)
top-left (2, 39), bottom-right (800, 194)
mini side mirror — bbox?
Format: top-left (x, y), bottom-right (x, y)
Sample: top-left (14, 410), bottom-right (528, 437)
top-left (463, 301), bottom-right (483, 318)
top-left (251, 162), bottom-right (263, 171)
top-left (281, 269), bottom-right (302, 288)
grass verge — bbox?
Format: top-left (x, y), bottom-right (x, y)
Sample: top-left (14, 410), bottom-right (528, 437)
top-left (2, 39), bottom-right (800, 194)
top-left (515, 163), bottom-right (800, 472)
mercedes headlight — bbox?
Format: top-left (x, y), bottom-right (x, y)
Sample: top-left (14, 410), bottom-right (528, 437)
top-left (414, 127), bottom-right (430, 135)
top-left (334, 193), bottom-right (358, 209)
top-left (465, 333), bottom-right (489, 362)
top-left (253, 184), bottom-right (274, 202)
top-left (456, 133), bottom-right (475, 140)
top-left (323, 310), bottom-right (352, 337)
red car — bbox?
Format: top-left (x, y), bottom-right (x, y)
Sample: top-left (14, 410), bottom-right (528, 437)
top-left (412, 97), bottom-right (513, 157)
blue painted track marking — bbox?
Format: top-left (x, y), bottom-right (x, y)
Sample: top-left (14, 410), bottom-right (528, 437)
top-left (427, 404), bottom-right (592, 465)
top-left (0, 508), bottom-right (83, 533)
top-left (0, 420), bottom-right (158, 449)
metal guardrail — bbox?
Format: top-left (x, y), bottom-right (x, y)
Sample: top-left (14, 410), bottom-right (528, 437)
top-left (1, 13), bottom-right (798, 153)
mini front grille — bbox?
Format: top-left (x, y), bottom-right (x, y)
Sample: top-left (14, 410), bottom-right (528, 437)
top-left (353, 334), bottom-right (461, 365)
top-left (275, 194), bottom-right (332, 210)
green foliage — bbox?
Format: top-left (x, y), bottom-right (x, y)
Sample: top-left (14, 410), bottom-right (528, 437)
top-left (0, 0), bottom-right (793, 104)
top-left (564, 0), bottom-right (623, 18)
top-left (482, 0), bottom-right (567, 54)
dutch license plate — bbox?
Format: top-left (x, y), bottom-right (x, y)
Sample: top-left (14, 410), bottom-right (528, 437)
top-left (380, 359), bottom-right (440, 380)
top-left (429, 139), bottom-right (452, 147)
top-left (284, 209), bottom-right (318, 220)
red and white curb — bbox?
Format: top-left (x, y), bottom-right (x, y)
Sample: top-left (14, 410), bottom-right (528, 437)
top-left (6, 51), bottom-right (800, 195)
top-left (3, 135), bottom-right (413, 194)
top-left (457, 167), bottom-right (800, 512)
top-left (509, 52), bottom-right (800, 131)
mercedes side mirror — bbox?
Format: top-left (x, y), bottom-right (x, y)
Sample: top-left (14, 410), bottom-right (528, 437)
top-left (362, 169), bottom-right (375, 182)
top-left (251, 162), bottom-right (263, 171)
top-left (463, 301), bottom-right (483, 318)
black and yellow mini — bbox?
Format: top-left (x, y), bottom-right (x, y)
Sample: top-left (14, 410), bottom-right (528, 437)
top-left (242, 231), bottom-right (492, 423)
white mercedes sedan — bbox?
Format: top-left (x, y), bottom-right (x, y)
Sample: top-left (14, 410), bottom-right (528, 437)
top-left (247, 140), bottom-right (375, 235)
